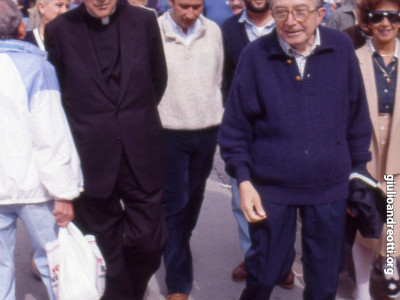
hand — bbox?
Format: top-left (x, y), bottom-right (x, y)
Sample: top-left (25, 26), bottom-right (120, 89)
top-left (239, 181), bottom-right (267, 223)
top-left (53, 200), bottom-right (74, 227)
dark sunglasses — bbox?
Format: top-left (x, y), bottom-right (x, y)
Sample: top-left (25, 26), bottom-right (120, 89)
top-left (367, 11), bottom-right (400, 24)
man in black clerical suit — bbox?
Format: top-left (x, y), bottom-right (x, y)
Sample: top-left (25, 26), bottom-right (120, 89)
top-left (44, 1), bottom-right (168, 299)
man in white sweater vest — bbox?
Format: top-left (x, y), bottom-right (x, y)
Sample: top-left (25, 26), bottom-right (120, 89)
top-left (157, 1), bottom-right (224, 299)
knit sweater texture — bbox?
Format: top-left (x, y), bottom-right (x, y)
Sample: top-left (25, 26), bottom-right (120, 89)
top-left (157, 14), bottom-right (224, 130)
top-left (219, 27), bottom-right (372, 205)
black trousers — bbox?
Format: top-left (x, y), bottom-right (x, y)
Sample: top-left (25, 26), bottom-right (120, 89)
top-left (73, 153), bottom-right (167, 300)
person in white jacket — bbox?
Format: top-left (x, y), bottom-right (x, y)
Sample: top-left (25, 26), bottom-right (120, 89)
top-left (0, 1), bottom-right (83, 299)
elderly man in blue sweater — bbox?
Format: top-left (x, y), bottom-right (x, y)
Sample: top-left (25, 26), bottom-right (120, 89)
top-left (219, 0), bottom-right (372, 298)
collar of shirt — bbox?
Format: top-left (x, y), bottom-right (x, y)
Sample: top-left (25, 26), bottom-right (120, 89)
top-left (238, 10), bottom-right (275, 42)
top-left (278, 28), bottom-right (321, 77)
top-left (166, 9), bottom-right (201, 45)
top-left (368, 38), bottom-right (399, 59)
top-left (278, 27), bottom-right (321, 58)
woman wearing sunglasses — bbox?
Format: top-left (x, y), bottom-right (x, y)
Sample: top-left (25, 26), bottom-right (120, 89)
top-left (353, 0), bottom-right (400, 299)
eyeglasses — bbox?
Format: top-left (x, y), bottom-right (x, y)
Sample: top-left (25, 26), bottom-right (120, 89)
top-left (272, 7), bottom-right (318, 22)
top-left (367, 11), bottom-right (400, 24)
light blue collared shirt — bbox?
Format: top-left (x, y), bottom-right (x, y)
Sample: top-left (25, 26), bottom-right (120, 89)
top-left (238, 10), bottom-right (275, 42)
top-left (166, 9), bottom-right (201, 45)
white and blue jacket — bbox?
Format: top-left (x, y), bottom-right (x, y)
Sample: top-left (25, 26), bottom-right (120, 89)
top-left (0, 40), bottom-right (83, 205)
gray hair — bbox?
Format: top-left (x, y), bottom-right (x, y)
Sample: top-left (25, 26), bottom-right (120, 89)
top-left (270, 0), bottom-right (324, 8)
top-left (0, 0), bottom-right (23, 39)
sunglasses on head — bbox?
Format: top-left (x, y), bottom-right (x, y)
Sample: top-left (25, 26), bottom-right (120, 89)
top-left (367, 11), bottom-right (400, 24)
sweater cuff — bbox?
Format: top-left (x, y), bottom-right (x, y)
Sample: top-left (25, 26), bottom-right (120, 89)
top-left (235, 165), bottom-right (251, 184)
top-left (350, 151), bottom-right (371, 166)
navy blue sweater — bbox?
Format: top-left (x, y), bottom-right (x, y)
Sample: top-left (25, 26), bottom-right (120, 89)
top-left (219, 27), bottom-right (372, 205)
top-left (221, 12), bottom-right (249, 101)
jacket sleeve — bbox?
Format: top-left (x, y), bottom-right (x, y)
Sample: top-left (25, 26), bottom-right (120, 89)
top-left (29, 60), bottom-right (83, 200)
top-left (221, 22), bottom-right (233, 104)
top-left (347, 48), bottom-right (372, 169)
top-left (219, 48), bottom-right (262, 183)
top-left (150, 12), bottom-right (168, 104)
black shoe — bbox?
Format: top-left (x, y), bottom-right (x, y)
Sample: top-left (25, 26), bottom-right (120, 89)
top-left (385, 277), bottom-right (400, 299)
top-left (374, 255), bottom-right (383, 275)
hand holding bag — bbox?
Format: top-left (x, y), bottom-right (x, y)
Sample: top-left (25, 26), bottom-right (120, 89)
top-left (46, 222), bottom-right (106, 300)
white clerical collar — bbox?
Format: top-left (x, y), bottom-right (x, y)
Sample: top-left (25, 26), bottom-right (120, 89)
top-left (86, 6), bottom-right (116, 25)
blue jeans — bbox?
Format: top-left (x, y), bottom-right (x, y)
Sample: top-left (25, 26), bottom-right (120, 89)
top-left (231, 178), bottom-right (251, 254)
top-left (162, 127), bottom-right (218, 294)
top-left (0, 201), bottom-right (57, 300)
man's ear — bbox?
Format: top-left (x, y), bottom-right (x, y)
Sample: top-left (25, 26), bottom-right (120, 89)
top-left (16, 21), bottom-right (27, 40)
top-left (316, 7), bottom-right (327, 25)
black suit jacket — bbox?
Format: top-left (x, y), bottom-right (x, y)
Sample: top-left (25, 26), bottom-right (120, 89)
top-left (221, 12), bottom-right (249, 103)
top-left (45, 4), bottom-right (167, 198)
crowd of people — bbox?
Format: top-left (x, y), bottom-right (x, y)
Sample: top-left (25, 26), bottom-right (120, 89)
top-left (0, 0), bottom-right (399, 299)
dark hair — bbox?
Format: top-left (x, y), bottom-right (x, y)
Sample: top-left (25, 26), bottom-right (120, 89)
top-left (0, 0), bottom-right (23, 39)
top-left (359, 0), bottom-right (400, 36)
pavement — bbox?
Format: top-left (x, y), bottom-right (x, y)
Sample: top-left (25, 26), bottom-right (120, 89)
top-left (14, 149), bottom-right (399, 300)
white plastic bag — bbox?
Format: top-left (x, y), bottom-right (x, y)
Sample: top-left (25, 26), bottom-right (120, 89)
top-left (45, 223), bottom-right (106, 300)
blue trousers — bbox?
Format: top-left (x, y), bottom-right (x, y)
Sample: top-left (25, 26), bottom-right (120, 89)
top-left (162, 127), bottom-right (218, 294)
top-left (231, 178), bottom-right (251, 253)
top-left (240, 199), bottom-right (347, 300)
top-left (0, 202), bottom-right (57, 300)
